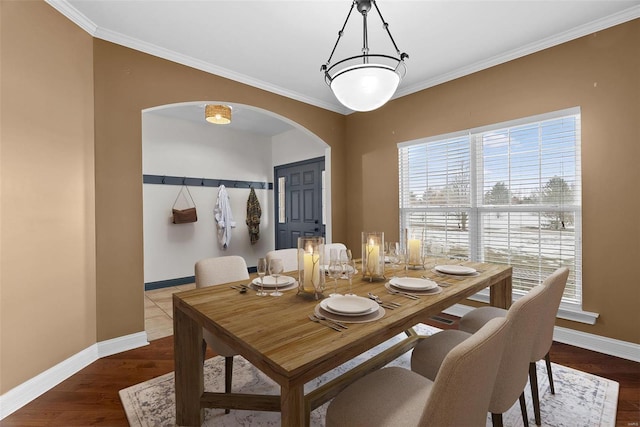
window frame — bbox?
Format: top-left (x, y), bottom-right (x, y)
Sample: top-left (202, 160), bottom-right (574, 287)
top-left (398, 107), bottom-right (597, 322)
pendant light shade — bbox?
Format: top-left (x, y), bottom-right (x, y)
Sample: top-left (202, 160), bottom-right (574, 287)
top-left (205, 104), bottom-right (232, 124)
top-left (330, 63), bottom-right (401, 112)
top-left (321, 0), bottom-right (408, 112)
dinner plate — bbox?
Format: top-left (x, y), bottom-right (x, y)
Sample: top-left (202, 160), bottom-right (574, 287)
top-left (315, 304), bottom-right (385, 323)
top-left (249, 281), bottom-right (297, 292)
top-left (385, 282), bottom-right (443, 295)
top-left (435, 265), bottom-right (477, 275)
top-left (389, 277), bottom-right (438, 291)
top-left (321, 295), bottom-right (379, 316)
top-left (251, 275), bottom-right (295, 288)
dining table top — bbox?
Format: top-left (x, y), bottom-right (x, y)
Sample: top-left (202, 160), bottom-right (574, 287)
top-left (173, 260), bottom-right (512, 389)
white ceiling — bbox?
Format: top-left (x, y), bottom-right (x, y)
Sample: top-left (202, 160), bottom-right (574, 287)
top-left (47, 0), bottom-right (639, 130)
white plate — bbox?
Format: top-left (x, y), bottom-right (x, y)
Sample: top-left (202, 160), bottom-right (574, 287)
top-left (435, 265), bottom-right (477, 275)
top-left (320, 299), bottom-right (379, 317)
top-left (323, 295), bottom-right (379, 315)
top-left (252, 275), bottom-right (295, 288)
top-left (389, 277), bottom-right (438, 291)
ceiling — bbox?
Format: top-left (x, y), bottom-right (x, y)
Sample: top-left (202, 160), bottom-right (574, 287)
top-left (48, 0), bottom-right (639, 129)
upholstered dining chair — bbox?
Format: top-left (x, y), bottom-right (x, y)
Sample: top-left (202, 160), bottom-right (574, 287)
top-left (458, 267), bottom-right (569, 425)
top-left (324, 242), bottom-right (347, 262)
top-left (411, 281), bottom-right (549, 427)
top-left (195, 255), bottom-right (250, 414)
top-left (326, 317), bottom-right (510, 427)
top-left (266, 248), bottom-right (299, 272)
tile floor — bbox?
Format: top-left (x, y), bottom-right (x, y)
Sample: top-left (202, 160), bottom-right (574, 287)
top-left (145, 283), bottom-right (195, 341)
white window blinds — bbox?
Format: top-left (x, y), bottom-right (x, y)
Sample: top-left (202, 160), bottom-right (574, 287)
top-left (399, 108), bottom-right (582, 303)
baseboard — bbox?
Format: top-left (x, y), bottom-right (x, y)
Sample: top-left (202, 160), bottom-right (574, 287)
top-left (0, 331), bottom-right (148, 420)
top-left (97, 331), bottom-right (149, 358)
top-left (444, 303), bottom-right (640, 362)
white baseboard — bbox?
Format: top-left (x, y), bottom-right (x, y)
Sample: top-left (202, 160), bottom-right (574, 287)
top-left (0, 331), bottom-right (148, 420)
top-left (443, 304), bottom-right (640, 362)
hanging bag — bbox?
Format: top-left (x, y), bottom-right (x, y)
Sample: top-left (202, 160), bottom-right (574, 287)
top-left (172, 185), bottom-right (198, 224)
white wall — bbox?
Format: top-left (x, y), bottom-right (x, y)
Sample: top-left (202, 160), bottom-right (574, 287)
top-left (272, 128), bottom-right (326, 166)
top-left (142, 112), bottom-right (275, 283)
top-left (142, 110), bottom-right (328, 284)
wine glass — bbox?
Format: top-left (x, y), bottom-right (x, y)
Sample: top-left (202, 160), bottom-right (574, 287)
top-left (341, 249), bottom-right (356, 295)
top-left (268, 258), bottom-right (284, 297)
top-left (388, 242), bottom-right (400, 278)
top-left (256, 257), bottom-right (268, 296)
top-left (328, 259), bottom-right (343, 297)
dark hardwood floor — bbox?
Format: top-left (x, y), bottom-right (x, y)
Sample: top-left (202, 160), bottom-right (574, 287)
top-left (2, 316), bottom-right (639, 426)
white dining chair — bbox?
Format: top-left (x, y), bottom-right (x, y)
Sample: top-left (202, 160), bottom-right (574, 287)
top-left (195, 255), bottom-right (250, 414)
top-left (411, 280), bottom-right (550, 426)
top-left (326, 317), bottom-right (510, 427)
top-left (324, 242), bottom-right (347, 263)
top-left (458, 267), bottom-right (569, 425)
top-left (266, 248), bottom-right (299, 272)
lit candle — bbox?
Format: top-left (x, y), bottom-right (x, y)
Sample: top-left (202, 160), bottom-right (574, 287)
top-left (408, 239), bottom-right (421, 264)
top-left (367, 238), bottom-right (380, 275)
top-left (303, 247), bottom-right (320, 292)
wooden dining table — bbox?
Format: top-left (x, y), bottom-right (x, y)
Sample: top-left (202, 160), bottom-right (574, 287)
top-left (173, 259), bottom-right (512, 426)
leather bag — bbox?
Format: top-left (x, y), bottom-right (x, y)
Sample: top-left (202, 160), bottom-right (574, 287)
top-left (172, 185), bottom-right (197, 224)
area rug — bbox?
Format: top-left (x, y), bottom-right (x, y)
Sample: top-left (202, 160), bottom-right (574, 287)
top-left (120, 324), bottom-right (619, 426)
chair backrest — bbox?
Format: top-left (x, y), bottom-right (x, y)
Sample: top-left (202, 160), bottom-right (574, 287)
top-left (324, 243), bottom-right (347, 263)
top-left (531, 267), bottom-right (570, 361)
top-left (488, 282), bottom-right (548, 413)
top-left (420, 317), bottom-right (509, 426)
top-left (195, 256), bottom-right (249, 288)
top-left (266, 248), bottom-right (299, 272)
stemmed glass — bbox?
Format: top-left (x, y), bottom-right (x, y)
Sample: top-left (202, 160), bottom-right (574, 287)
top-left (388, 242), bottom-right (400, 278)
top-left (340, 249), bottom-right (356, 295)
top-left (328, 249), bottom-right (342, 297)
top-left (256, 257), bottom-right (268, 296)
top-left (268, 258), bottom-right (284, 297)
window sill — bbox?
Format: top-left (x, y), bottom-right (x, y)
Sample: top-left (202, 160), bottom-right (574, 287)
top-left (467, 292), bottom-right (599, 325)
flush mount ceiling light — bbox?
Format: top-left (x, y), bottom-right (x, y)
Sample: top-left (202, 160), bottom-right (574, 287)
top-left (205, 104), bottom-right (232, 124)
top-left (321, 0), bottom-right (408, 112)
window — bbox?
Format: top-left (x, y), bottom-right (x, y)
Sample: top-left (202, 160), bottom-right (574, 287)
top-left (399, 107), bottom-right (582, 305)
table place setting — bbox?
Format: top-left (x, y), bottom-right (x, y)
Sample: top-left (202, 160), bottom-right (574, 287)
top-left (312, 294), bottom-right (386, 325)
top-left (249, 274), bottom-right (298, 292)
top-left (385, 276), bottom-right (442, 296)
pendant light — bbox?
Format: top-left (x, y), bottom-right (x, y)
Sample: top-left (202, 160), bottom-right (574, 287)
top-left (321, 0), bottom-right (408, 112)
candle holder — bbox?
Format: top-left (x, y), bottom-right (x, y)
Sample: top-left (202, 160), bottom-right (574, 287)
top-left (405, 228), bottom-right (426, 269)
top-left (297, 237), bottom-right (325, 299)
top-left (362, 232), bottom-right (386, 282)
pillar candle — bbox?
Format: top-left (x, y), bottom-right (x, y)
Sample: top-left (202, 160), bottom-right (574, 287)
top-left (408, 239), bottom-right (421, 264)
top-left (303, 251), bottom-right (320, 291)
top-left (367, 239), bottom-right (380, 275)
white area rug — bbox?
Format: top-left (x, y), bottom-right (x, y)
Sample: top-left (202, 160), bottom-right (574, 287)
top-left (120, 325), bottom-right (619, 426)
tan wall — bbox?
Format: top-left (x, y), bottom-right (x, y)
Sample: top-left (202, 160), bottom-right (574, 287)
top-left (345, 19), bottom-right (640, 344)
top-left (1, 1), bottom-right (96, 392)
top-left (92, 40), bottom-right (347, 341)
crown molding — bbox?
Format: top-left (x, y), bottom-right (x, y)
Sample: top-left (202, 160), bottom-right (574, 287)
top-left (45, 0), bottom-right (97, 35)
top-left (394, 4), bottom-right (640, 100)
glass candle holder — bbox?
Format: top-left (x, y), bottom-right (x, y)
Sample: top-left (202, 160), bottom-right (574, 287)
top-left (297, 236), bottom-right (325, 299)
top-left (362, 231), bottom-right (385, 281)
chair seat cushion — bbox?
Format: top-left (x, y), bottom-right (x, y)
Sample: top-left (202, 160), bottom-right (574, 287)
top-left (326, 367), bottom-right (433, 427)
top-left (411, 330), bottom-right (471, 380)
top-left (459, 306), bottom-right (507, 334)
top-left (203, 330), bottom-right (236, 357)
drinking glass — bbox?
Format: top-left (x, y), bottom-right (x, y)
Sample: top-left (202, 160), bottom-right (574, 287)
top-left (268, 258), bottom-right (284, 297)
top-left (388, 242), bottom-right (400, 277)
top-left (256, 257), bottom-right (268, 296)
top-left (328, 251), bottom-right (343, 297)
top-left (341, 250), bottom-right (356, 295)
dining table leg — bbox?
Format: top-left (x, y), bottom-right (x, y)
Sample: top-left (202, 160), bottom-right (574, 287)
top-left (173, 302), bottom-right (204, 427)
top-left (280, 382), bottom-right (305, 427)
top-left (490, 274), bottom-right (513, 309)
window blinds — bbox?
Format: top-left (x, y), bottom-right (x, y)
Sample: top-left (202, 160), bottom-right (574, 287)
top-left (399, 108), bottom-right (581, 303)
